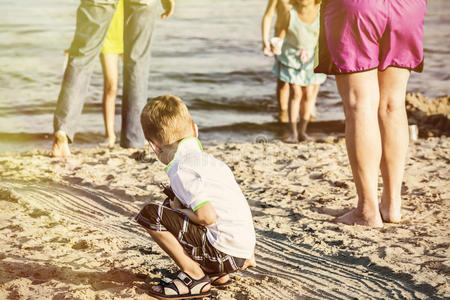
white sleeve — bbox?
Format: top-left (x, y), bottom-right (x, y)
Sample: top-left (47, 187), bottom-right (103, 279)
top-left (170, 166), bottom-right (210, 211)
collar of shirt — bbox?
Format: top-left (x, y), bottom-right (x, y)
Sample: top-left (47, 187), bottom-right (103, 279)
top-left (165, 137), bottom-right (203, 173)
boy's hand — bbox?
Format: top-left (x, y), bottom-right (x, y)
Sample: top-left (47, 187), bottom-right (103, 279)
top-left (170, 197), bottom-right (185, 209)
top-left (160, 0), bottom-right (175, 19)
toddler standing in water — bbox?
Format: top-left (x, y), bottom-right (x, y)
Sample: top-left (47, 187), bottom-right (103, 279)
top-left (272, 0), bottom-right (326, 142)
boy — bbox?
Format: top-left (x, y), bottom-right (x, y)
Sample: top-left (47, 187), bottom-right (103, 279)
top-left (136, 95), bottom-right (256, 299)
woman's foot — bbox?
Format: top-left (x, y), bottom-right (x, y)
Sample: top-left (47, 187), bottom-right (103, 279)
top-left (51, 131), bottom-right (71, 158)
top-left (379, 196), bottom-right (402, 223)
top-left (333, 208), bottom-right (383, 227)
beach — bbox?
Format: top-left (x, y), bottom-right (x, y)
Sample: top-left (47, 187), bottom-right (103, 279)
top-left (1, 132), bottom-right (449, 299)
top-left (1, 0), bottom-right (450, 298)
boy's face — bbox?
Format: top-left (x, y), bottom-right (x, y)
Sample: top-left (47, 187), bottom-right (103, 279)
top-left (148, 139), bottom-right (174, 165)
top-left (147, 123), bottom-right (199, 165)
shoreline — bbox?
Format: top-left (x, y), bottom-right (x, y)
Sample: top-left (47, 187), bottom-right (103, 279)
top-left (1, 137), bottom-right (448, 299)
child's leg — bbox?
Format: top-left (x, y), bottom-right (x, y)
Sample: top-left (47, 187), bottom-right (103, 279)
top-left (277, 79), bottom-right (290, 123)
top-left (136, 204), bottom-right (210, 295)
top-left (298, 84), bottom-right (317, 141)
top-left (285, 84), bottom-right (301, 143)
top-left (100, 53), bottom-right (119, 148)
top-left (309, 84), bottom-right (320, 120)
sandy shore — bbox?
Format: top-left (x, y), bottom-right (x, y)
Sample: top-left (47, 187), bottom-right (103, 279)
top-left (0, 135), bottom-right (448, 299)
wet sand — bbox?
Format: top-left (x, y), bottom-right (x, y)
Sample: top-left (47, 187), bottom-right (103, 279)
top-left (0, 135), bottom-right (449, 299)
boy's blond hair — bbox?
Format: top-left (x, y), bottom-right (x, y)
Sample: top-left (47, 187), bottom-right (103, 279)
top-left (140, 94), bottom-right (194, 146)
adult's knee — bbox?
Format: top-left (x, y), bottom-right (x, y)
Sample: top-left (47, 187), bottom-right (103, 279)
top-left (343, 96), bottom-right (378, 121)
top-left (378, 96), bottom-right (406, 119)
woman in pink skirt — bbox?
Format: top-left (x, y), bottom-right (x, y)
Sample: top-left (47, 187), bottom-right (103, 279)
top-left (315, 0), bottom-right (427, 227)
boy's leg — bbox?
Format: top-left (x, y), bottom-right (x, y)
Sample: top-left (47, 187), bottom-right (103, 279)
top-left (121, 0), bottom-right (158, 148)
top-left (53, 0), bottom-right (118, 157)
top-left (136, 204), bottom-right (210, 294)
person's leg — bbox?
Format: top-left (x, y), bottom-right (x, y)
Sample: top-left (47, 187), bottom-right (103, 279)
top-left (135, 204), bottom-right (210, 294)
top-left (309, 84), bottom-right (320, 120)
top-left (52, 0), bottom-right (117, 157)
top-left (285, 84), bottom-right (301, 143)
top-left (277, 79), bottom-right (290, 123)
top-left (121, 0), bottom-right (158, 148)
top-left (100, 53), bottom-right (119, 148)
top-left (335, 70), bottom-right (383, 227)
top-left (378, 67), bottom-right (410, 223)
top-left (298, 85), bottom-right (314, 141)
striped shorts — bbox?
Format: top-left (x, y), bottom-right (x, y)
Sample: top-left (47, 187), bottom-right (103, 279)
top-left (135, 203), bottom-right (246, 276)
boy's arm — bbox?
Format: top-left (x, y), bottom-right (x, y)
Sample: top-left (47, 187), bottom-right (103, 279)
top-left (177, 203), bottom-right (217, 226)
top-left (262, 0), bottom-right (278, 56)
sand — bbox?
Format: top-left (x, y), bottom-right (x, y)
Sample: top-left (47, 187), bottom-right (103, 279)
top-left (0, 134), bottom-right (449, 300)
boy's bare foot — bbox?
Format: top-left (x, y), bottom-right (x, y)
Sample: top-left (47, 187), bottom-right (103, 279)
top-left (379, 200), bottom-right (402, 223)
top-left (240, 255), bottom-right (256, 271)
top-left (211, 274), bottom-right (230, 286)
top-left (333, 208), bottom-right (383, 228)
top-left (51, 131), bottom-right (71, 158)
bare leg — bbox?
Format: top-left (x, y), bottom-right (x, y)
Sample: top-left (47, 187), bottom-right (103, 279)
top-left (298, 85), bottom-right (315, 141)
top-left (277, 79), bottom-right (290, 123)
top-left (100, 53), bottom-right (119, 148)
top-left (378, 67), bottom-right (410, 223)
top-left (51, 130), bottom-right (71, 158)
top-left (146, 229), bottom-right (210, 294)
top-left (335, 70), bottom-right (383, 227)
top-left (309, 84), bottom-right (320, 120)
top-left (284, 84), bottom-right (301, 143)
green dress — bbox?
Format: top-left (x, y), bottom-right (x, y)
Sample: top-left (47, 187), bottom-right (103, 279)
top-left (273, 8), bottom-right (326, 86)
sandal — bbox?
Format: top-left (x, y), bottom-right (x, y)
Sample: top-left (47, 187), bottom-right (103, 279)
top-left (148, 271), bottom-right (211, 299)
top-left (210, 274), bottom-right (233, 287)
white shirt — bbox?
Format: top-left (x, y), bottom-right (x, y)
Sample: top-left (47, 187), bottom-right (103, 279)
top-left (165, 137), bottom-right (256, 259)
